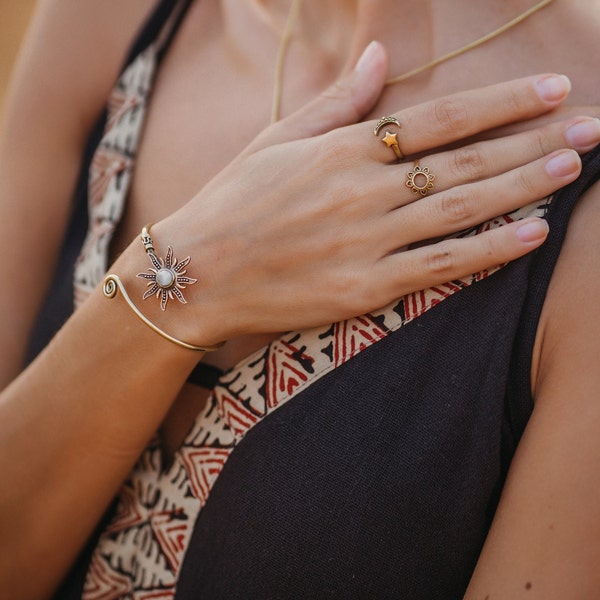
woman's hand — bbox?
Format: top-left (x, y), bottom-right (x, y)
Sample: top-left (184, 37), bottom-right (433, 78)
top-left (124, 42), bottom-right (598, 346)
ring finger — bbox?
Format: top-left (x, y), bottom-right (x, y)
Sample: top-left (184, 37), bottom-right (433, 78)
top-left (373, 116), bottom-right (600, 211)
top-left (380, 148), bottom-right (581, 253)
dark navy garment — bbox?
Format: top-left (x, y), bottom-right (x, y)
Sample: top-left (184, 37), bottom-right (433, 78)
top-left (34, 0), bottom-right (600, 598)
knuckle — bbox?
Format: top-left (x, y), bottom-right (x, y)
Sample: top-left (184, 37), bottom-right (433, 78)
top-left (474, 232), bottom-right (502, 266)
top-left (514, 169), bottom-right (538, 196)
top-left (325, 230), bottom-right (351, 255)
top-left (322, 80), bottom-right (354, 109)
top-left (433, 99), bottom-right (470, 136)
top-left (500, 87), bottom-right (524, 116)
top-left (481, 233), bottom-right (499, 259)
top-left (347, 287), bottom-right (374, 314)
top-left (451, 146), bottom-right (487, 180)
top-left (440, 188), bottom-right (475, 225)
top-left (319, 81), bottom-right (361, 129)
top-left (339, 268), bottom-right (361, 292)
top-left (315, 131), bottom-right (351, 167)
top-left (425, 241), bottom-right (457, 275)
top-left (329, 270), bottom-right (364, 309)
top-left (530, 128), bottom-right (550, 157)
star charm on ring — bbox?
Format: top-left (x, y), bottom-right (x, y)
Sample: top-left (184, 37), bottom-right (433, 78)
top-left (137, 246), bottom-right (197, 311)
top-left (405, 161), bottom-right (435, 196)
top-left (382, 130), bottom-right (399, 148)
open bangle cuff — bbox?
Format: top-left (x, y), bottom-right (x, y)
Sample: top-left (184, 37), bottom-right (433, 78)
top-left (103, 274), bottom-right (225, 352)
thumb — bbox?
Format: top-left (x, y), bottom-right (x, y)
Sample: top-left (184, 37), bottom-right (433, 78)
top-left (245, 41), bottom-right (389, 154)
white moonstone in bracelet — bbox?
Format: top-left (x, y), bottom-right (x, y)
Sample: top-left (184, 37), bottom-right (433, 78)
top-left (157, 268), bottom-right (176, 289)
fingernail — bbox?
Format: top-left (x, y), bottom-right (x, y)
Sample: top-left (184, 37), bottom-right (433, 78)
top-left (516, 219), bottom-right (549, 243)
top-left (535, 74), bottom-right (571, 103)
top-left (545, 149), bottom-right (580, 177)
top-left (355, 41), bottom-right (380, 72)
top-left (566, 118), bottom-right (600, 150)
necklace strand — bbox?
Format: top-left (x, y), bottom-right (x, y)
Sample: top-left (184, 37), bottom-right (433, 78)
top-left (271, 0), bottom-right (305, 125)
top-left (271, 0), bottom-right (555, 124)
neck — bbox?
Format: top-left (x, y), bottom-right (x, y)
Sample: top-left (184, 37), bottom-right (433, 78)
top-left (242, 0), bottom-right (555, 78)
top-left (220, 0), bottom-right (559, 121)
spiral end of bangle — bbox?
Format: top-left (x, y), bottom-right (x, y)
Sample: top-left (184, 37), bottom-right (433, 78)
top-left (103, 274), bottom-right (120, 299)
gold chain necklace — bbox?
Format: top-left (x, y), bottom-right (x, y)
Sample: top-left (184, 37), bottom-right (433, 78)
top-left (271, 0), bottom-right (555, 124)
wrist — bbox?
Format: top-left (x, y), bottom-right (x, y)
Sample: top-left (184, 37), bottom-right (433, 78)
top-left (108, 223), bottom-right (231, 350)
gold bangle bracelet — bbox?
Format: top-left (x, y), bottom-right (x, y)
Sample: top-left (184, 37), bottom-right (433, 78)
top-left (103, 274), bottom-right (225, 352)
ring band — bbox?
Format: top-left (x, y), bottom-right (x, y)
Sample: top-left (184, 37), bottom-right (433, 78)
top-left (405, 159), bottom-right (435, 196)
top-left (373, 116), bottom-right (404, 162)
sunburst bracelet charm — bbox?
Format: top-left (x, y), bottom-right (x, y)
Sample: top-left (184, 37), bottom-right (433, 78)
top-left (137, 224), bottom-right (197, 311)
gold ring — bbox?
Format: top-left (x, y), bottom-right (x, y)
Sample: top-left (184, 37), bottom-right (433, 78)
top-left (405, 159), bottom-right (435, 196)
top-left (373, 116), bottom-right (404, 162)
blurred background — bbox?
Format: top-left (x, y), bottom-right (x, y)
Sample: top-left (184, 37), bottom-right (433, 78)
top-left (0, 0), bottom-right (36, 120)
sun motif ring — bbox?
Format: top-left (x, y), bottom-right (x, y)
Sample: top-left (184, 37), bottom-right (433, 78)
top-left (137, 225), bottom-right (197, 311)
top-left (373, 116), bottom-right (404, 162)
top-left (405, 159), bottom-right (435, 196)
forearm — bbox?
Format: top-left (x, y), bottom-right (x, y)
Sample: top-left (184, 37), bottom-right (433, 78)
top-left (0, 259), bottom-right (201, 597)
top-left (0, 331), bottom-right (29, 392)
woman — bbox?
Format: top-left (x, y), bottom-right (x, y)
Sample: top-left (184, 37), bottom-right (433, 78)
top-left (0, 0), bottom-right (599, 598)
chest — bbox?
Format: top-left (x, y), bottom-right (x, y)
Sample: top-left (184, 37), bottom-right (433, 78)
top-left (78, 266), bottom-right (537, 599)
top-left (100, 3), bottom-right (594, 457)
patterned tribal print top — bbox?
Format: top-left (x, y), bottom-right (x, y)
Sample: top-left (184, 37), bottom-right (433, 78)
top-left (23, 1), bottom-right (600, 598)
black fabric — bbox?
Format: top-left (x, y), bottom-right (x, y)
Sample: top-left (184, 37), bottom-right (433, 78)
top-left (505, 145), bottom-right (600, 441)
top-left (174, 258), bottom-right (533, 600)
top-left (46, 1), bottom-right (194, 598)
top-left (174, 148), bottom-right (600, 599)
top-left (29, 0), bottom-right (600, 594)
top-left (178, 299), bottom-right (509, 597)
top-left (187, 361), bottom-right (225, 389)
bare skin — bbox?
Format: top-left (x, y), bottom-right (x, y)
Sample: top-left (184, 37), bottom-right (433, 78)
top-left (0, 0), bottom-right (599, 598)
top-left (113, 0), bottom-right (600, 456)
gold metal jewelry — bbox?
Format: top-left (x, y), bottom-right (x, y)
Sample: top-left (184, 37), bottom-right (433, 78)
top-left (103, 274), bottom-right (225, 352)
top-left (373, 116), bottom-right (400, 136)
top-left (385, 0), bottom-right (555, 85)
top-left (405, 159), bottom-right (435, 196)
top-left (137, 225), bottom-right (197, 311)
top-left (271, 0), bottom-right (555, 123)
top-left (373, 116), bottom-right (404, 162)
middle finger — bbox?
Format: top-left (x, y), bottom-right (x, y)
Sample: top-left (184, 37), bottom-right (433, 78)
top-left (374, 116), bottom-right (600, 212)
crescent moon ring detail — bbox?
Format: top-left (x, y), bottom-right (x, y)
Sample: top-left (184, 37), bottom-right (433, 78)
top-left (373, 116), bottom-right (400, 136)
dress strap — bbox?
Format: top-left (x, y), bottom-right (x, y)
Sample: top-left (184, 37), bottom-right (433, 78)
top-left (505, 143), bottom-right (600, 441)
top-left (188, 361), bottom-right (226, 389)
top-left (122, 0), bottom-right (195, 73)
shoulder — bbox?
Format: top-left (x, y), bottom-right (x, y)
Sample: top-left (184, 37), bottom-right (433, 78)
top-left (0, 0), bottom-right (159, 241)
top-left (464, 157), bottom-right (600, 598)
top-left (0, 0), bottom-right (158, 226)
top-left (532, 157), bottom-right (600, 401)
top-left (554, 0), bottom-right (600, 108)
top-left (528, 0), bottom-right (599, 111)
top-left (3, 0), bottom-right (155, 141)
top-left (0, 0), bottom-right (161, 385)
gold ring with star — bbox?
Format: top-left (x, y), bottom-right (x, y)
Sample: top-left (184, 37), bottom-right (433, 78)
top-left (373, 116), bottom-right (404, 162)
top-left (405, 159), bottom-right (435, 196)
